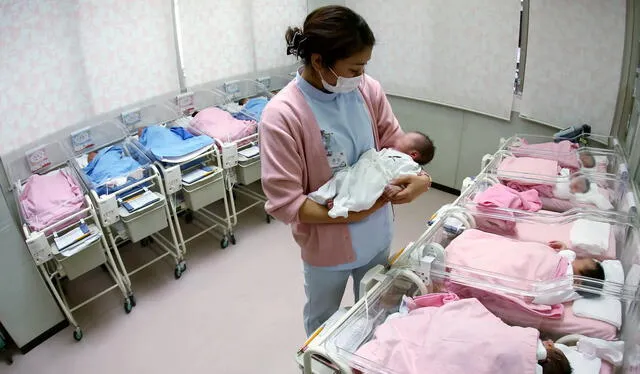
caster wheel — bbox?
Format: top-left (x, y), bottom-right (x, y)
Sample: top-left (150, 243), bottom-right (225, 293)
top-left (220, 236), bottom-right (230, 249)
top-left (174, 264), bottom-right (183, 279)
top-left (6, 356), bottom-right (13, 365)
top-left (266, 214), bottom-right (271, 224)
top-left (230, 234), bottom-right (236, 245)
top-left (73, 328), bottom-right (83, 341)
top-left (179, 261), bottom-right (187, 272)
top-left (124, 299), bottom-right (133, 314)
top-left (185, 212), bottom-right (194, 224)
top-left (129, 294), bottom-right (137, 307)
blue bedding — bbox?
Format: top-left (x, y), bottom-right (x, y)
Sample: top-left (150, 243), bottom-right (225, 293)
top-left (83, 146), bottom-right (143, 196)
top-left (140, 126), bottom-right (213, 159)
top-left (233, 97), bottom-right (268, 121)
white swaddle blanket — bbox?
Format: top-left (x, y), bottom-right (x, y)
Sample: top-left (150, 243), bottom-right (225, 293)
top-left (574, 186), bottom-right (614, 210)
top-left (308, 148), bottom-right (422, 218)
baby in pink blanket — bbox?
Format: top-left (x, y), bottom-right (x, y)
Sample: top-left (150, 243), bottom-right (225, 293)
top-left (355, 293), bottom-right (572, 374)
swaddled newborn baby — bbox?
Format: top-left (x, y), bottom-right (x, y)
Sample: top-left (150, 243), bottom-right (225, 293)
top-left (308, 131), bottom-right (435, 218)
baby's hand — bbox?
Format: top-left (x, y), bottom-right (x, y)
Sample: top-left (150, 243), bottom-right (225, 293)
top-left (383, 185), bottom-right (403, 200)
top-left (548, 241), bottom-right (568, 251)
top-left (326, 199), bottom-right (334, 210)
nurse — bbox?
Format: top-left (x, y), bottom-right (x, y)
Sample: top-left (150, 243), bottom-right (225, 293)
top-left (259, 5), bottom-right (432, 336)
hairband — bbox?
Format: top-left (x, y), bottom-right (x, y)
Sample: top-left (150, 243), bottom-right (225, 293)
top-left (287, 30), bottom-right (307, 56)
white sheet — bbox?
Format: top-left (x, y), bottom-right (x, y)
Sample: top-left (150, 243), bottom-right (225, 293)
top-left (570, 219), bottom-right (611, 255)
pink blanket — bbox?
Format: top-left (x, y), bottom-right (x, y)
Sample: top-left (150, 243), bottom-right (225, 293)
top-left (498, 156), bottom-right (559, 197)
top-left (509, 220), bottom-right (617, 260)
top-left (510, 140), bottom-right (580, 171)
top-left (445, 229), bottom-right (568, 318)
top-left (473, 184), bottom-right (542, 235)
top-left (190, 107), bottom-right (257, 145)
top-left (474, 298), bottom-right (617, 341)
top-left (355, 296), bottom-right (539, 374)
top-left (19, 169), bottom-right (85, 233)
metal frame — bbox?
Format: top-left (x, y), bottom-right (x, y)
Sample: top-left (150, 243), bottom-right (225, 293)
top-left (144, 138), bottom-right (236, 253)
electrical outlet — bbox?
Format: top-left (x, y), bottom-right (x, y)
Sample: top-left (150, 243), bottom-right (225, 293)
top-left (98, 195), bottom-right (119, 226)
top-left (164, 166), bottom-right (182, 195)
top-left (222, 142), bottom-right (238, 169)
top-left (26, 232), bottom-right (52, 265)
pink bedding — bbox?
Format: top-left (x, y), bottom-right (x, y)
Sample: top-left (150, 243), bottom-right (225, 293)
top-left (510, 140), bottom-right (581, 171)
top-left (190, 107), bottom-right (257, 145)
top-left (467, 293), bottom-right (618, 340)
top-left (509, 220), bottom-right (617, 260)
top-left (473, 184), bottom-right (542, 235)
top-left (355, 296), bottom-right (540, 374)
top-left (472, 211), bottom-right (617, 260)
top-left (498, 157), bottom-right (559, 197)
top-left (445, 229), bottom-right (568, 318)
top-left (19, 168), bottom-right (85, 233)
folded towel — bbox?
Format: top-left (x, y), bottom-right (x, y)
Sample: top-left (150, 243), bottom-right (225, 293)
top-left (406, 293), bottom-right (460, 310)
top-left (498, 157), bottom-right (559, 198)
top-left (570, 219), bottom-right (611, 255)
top-left (556, 343), bottom-right (602, 374)
top-left (474, 184), bottom-right (542, 211)
top-left (577, 337), bottom-right (624, 366)
top-left (573, 296), bottom-right (622, 329)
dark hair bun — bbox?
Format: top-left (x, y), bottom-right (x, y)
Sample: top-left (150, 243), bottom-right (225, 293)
top-left (285, 26), bottom-right (302, 45)
top-left (285, 26), bottom-right (305, 56)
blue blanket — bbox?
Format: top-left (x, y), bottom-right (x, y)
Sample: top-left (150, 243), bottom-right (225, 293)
top-left (233, 97), bottom-right (268, 121)
top-left (140, 126), bottom-right (213, 159)
top-left (83, 146), bottom-right (143, 196)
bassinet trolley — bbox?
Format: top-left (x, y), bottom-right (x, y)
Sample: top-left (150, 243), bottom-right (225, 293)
top-left (6, 141), bottom-right (131, 341)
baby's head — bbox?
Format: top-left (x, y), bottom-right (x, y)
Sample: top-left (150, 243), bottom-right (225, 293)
top-left (573, 258), bottom-right (605, 296)
top-left (579, 151), bottom-right (596, 168)
top-left (569, 176), bottom-right (590, 194)
top-left (394, 131), bottom-right (435, 165)
top-left (87, 151), bottom-right (98, 163)
top-left (540, 340), bottom-right (572, 374)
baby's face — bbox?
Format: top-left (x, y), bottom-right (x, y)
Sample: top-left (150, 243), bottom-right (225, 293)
top-left (579, 152), bottom-right (596, 168)
top-left (569, 177), bottom-right (588, 194)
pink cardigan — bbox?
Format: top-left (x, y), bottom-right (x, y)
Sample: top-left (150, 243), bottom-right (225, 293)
top-left (259, 75), bottom-right (404, 267)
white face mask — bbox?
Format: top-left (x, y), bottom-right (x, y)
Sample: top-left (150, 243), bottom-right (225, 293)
top-left (320, 67), bottom-right (363, 93)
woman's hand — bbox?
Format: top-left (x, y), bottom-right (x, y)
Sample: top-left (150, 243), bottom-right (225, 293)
top-left (387, 174), bottom-right (431, 204)
top-left (298, 195), bottom-right (389, 224)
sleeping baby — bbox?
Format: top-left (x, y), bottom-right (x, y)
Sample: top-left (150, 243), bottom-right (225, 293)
top-left (308, 131), bottom-right (435, 218)
top-left (554, 173), bottom-right (614, 210)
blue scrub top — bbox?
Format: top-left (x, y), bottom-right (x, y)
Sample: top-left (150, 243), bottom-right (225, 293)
top-left (296, 72), bottom-right (393, 271)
